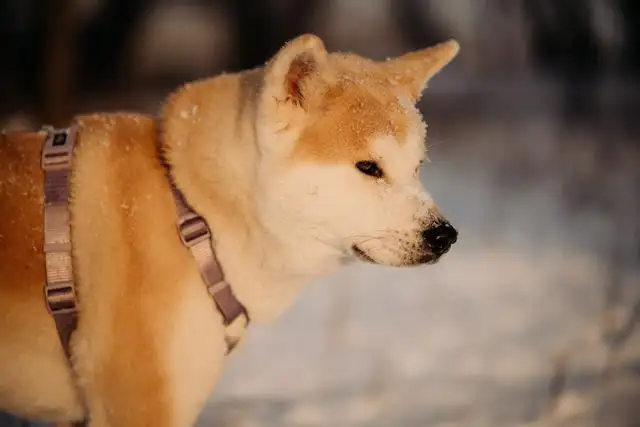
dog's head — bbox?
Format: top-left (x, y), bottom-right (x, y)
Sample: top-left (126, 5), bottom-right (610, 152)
top-left (254, 34), bottom-right (459, 267)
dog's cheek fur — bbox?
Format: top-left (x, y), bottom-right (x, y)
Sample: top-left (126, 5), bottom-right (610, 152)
top-left (255, 162), bottom-right (431, 265)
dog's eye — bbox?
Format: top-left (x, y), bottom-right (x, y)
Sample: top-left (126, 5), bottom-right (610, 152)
top-left (355, 161), bottom-right (383, 178)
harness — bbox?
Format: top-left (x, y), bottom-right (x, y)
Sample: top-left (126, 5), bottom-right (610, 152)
top-left (40, 124), bottom-right (248, 421)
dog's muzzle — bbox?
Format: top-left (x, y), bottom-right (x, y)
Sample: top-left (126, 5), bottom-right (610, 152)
top-left (422, 220), bottom-right (458, 260)
top-left (351, 220), bottom-right (458, 266)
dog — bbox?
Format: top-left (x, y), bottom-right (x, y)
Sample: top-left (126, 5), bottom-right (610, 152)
top-left (0, 34), bottom-right (459, 426)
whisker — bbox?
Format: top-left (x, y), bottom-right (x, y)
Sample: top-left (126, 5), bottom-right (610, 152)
top-left (423, 160), bottom-right (450, 165)
top-left (426, 139), bottom-right (448, 150)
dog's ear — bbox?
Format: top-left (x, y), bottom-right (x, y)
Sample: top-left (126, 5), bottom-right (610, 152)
top-left (263, 34), bottom-right (328, 111)
top-left (380, 40), bottom-right (459, 102)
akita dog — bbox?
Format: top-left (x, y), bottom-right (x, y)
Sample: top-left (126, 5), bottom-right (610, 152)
top-left (0, 34), bottom-right (459, 426)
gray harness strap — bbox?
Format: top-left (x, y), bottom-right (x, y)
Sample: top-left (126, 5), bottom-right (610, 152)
top-left (169, 182), bottom-right (249, 353)
top-left (41, 125), bottom-right (79, 360)
top-left (40, 125), bottom-right (85, 427)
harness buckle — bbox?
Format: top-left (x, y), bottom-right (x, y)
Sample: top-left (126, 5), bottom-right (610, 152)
top-left (41, 129), bottom-right (75, 171)
top-left (45, 281), bottom-right (77, 315)
top-left (177, 213), bottom-right (211, 247)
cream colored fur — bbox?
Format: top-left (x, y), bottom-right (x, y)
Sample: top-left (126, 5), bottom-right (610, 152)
top-left (0, 34), bottom-right (459, 426)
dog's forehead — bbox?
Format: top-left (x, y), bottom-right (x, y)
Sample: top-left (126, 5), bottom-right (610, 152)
top-left (370, 126), bottom-right (426, 170)
top-left (293, 79), bottom-right (424, 163)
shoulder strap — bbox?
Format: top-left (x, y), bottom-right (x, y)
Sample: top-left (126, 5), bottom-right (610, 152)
top-left (41, 125), bottom-right (79, 360)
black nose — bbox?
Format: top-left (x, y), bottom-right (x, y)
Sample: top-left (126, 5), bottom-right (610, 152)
top-left (422, 221), bottom-right (458, 256)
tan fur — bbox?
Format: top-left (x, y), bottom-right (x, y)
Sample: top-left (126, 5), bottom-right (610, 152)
top-left (0, 34), bottom-right (458, 426)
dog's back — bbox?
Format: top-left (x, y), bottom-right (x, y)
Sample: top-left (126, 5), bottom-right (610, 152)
top-left (0, 130), bottom-right (45, 292)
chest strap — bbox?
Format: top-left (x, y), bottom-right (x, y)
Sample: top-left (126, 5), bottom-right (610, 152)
top-left (169, 183), bottom-right (249, 352)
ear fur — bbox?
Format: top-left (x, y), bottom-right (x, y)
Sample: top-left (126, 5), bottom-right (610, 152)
top-left (263, 34), bottom-right (328, 110)
top-left (381, 39), bottom-right (460, 102)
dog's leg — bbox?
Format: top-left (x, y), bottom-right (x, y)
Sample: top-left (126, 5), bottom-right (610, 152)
top-left (80, 342), bottom-right (225, 427)
top-left (77, 281), bottom-right (228, 427)
top-left (80, 348), bottom-right (224, 427)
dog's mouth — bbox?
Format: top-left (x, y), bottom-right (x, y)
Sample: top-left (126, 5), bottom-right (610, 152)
top-left (351, 244), bottom-right (378, 264)
top-left (417, 253), bottom-right (439, 265)
top-left (351, 245), bottom-right (442, 267)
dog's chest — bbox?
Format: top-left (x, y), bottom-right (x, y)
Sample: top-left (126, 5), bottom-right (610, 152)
top-left (164, 274), bottom-right (230, 426)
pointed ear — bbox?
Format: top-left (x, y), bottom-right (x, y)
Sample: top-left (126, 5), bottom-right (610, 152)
top-left (381, 39), bottom-right (460, 102)
top-left (262, 34), bottom-right (328, 111)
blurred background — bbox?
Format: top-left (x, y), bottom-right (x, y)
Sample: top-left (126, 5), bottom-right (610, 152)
top-left (1, 0), bottom-right (639, 426)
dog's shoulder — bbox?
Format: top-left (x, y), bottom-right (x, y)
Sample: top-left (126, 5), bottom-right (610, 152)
top-left (75, 113), bottom-right (157, 160)
top-left (71, 112), bottom-right (170, 235)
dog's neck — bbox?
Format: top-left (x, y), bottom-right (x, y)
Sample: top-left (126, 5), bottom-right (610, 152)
top-left (160, 71), bottom-right (346, 323)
